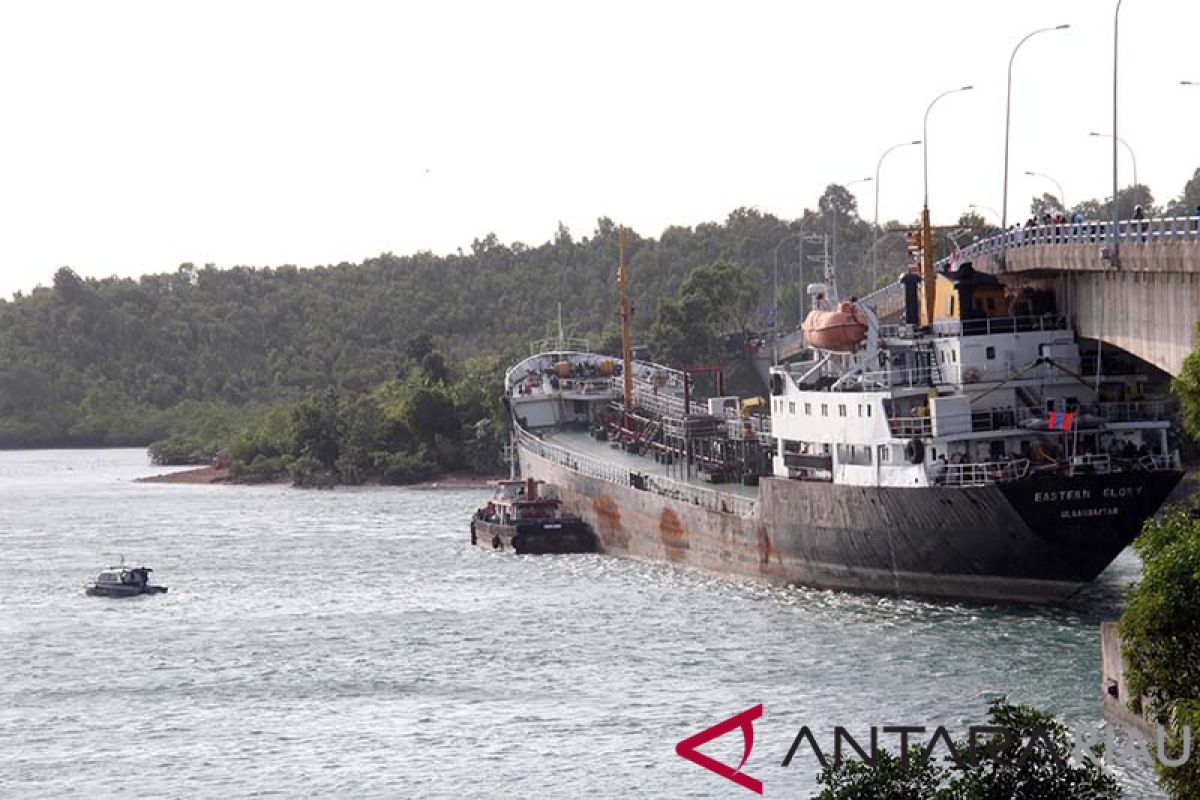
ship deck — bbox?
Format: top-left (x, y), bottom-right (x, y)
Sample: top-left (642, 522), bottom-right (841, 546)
top-left (540, 429), bottom-right (760, 501)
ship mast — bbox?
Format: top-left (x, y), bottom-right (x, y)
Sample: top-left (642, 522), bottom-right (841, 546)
top-left (618, 226), bottom-right (633, 422)
top-left (920, 206), bottom-right (935, 326)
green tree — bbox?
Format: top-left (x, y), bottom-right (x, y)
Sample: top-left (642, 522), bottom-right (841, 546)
top-left (812, 698), bottom-right (1120, 800)
top-left (1029, 192), bottom-right (1065, 218)
top-left (1165, 168), bottom-right (1200, 216)
top-left (291, 387), bottom-right (341, 470)
top-left (336, 393), bottom-right (385, 482)
top-left (404, 386), bottom-right (458, 445)
top-left (650, 259), bottom-right (760, 366)
top-left (1173, 343), bottom-right (1200, 442)
top-left (1119, 506), bottom-right (1200, 799)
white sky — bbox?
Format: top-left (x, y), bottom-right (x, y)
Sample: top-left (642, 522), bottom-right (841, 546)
top-left (1, 0), bottom-right (1197, 298)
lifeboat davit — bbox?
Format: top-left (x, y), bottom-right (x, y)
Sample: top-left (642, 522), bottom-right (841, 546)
top-left (801, 301), bottom-right (869, 353)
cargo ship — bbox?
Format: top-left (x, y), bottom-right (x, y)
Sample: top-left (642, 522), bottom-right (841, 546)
top-left (505, 226), bottom-right (1183, 603)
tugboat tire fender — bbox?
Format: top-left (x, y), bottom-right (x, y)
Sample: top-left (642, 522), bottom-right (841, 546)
top-left (904, 437), bottom-right (925, 465)
top-left (491, 535), bottom-right (502, 550)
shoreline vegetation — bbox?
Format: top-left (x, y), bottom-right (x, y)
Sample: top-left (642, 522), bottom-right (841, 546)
top-left (137, 464), bottom-right (504, 489)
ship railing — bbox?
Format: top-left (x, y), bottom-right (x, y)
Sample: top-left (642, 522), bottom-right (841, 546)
top-left (893, 399), bottom-right (1172, 439)
top-left (642, 474), bottom-right (758, 518)
top-left (892, 407), bottom-right (1029, 436)
top-left (934, 459), bottom-right (1030, 487)
top-left (889, 416), bottom-right (933, 437)
top-left (1138, 452), bottom-right (1181, 472)
top-left (557, 377), bottom-right (617, 395)
top-left (517, 427), bottom-right (631, 487)
top-left (1093, 400), bottom-right (1175, 423)
top-left (726, 414), bottom-right (772, 440)
top-left (529, 337), bottom-right (593, 356)
top-left (511, 376), bottom-right (617, 399)
top-left (516, 425), bottom-right (757, 518)
top-left (1067, 454), bottom-right (1112, 476)
top-left (930, 314), bottom-right (1068, 337)
top-left (860, 365), bottom-right (940, 389)
top-left (628, 378), bottom-right (706, 417)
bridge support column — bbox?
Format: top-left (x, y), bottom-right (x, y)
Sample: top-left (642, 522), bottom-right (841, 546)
top-left (1063, 270), bottom-right (1200, 376)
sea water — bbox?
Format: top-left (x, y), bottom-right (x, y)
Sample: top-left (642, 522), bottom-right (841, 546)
top-left (0, 450), bottom-right (1163, 798)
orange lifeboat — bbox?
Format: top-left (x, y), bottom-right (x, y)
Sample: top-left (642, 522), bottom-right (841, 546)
top-left (801, 301), bottom-right (868, 353)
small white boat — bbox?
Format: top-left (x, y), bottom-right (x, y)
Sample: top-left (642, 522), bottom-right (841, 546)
top-left (85, 566), bottom-right (167, 598)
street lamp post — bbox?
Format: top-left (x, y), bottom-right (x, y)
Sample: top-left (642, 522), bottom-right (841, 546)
top-left (872, 140), bottom-right (920, 290)
top-left (772, 231), bottom-right (808, 362)
top-left (1023, 170), bottom-right (1066, 211)
top-left (922, 85), bottom-right (973, 324)
top-left (1089, 132), bottom-right (1138, 190)
top-left (1002, 25), bottom-right (1070, 231)
top-left (833, 177), bottom-right (872, 294)
top-left (924, 86), bottom-right (974, 209)
top-left (1111, 0), bottom-right (1124, 268)
top-left (968, 204), bottom-right (1002, 224)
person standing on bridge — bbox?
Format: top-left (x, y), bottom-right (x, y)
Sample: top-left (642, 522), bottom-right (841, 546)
top-left (1133, 205), bottom-right (1147, 242)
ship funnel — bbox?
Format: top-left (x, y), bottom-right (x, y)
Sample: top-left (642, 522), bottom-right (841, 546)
top-left (900, 271), bottom-right (922, 326)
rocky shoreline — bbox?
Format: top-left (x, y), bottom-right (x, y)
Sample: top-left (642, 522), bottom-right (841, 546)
top-left (137, 465), bottom-right (503, 489)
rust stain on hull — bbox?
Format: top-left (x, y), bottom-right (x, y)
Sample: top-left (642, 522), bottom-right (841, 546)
top-left (593, 495), bottom-right (628, 551)
top-left (757, 525), bottom-right (774, 569)
top-left (660, 508), bottom-right (689, 562)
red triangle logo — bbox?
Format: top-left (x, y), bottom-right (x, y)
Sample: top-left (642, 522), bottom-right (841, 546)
top-left (675, 704), bottom-right (763, 794)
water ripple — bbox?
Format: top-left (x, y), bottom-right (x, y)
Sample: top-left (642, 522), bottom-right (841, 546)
top-left (0, 450), bottom-right (1163, 798)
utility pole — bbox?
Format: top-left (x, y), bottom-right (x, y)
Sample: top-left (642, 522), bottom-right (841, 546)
top-left (618, 226), bottom-right (633, 424)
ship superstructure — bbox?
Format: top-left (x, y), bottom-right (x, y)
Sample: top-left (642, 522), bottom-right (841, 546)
top-left (771, 267), bottom-right (1176, 491)
top-left (504, 228), bottom-right (1183, 602)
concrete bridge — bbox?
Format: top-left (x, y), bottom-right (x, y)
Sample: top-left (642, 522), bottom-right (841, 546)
top-left (937, 215), bottom-right (1200, 376)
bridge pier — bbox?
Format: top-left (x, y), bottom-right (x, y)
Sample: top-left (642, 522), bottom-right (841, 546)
top-left (1062, 270), bottom-right (1200, 377)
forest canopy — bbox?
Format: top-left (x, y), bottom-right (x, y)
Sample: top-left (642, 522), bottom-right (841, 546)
top-left (1, 170), bottom-right (1197, 458)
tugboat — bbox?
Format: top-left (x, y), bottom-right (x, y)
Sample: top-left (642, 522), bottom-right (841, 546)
top-left (471, 477), bottom-right (597, 554)
top-left (85, 565), bottom-right (168, 597)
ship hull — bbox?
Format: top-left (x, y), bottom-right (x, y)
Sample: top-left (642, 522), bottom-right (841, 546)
top-left (518, 445), bottom-right (1180, 603)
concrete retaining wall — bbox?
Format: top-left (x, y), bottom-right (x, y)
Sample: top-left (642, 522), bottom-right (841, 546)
top-left (1100, 620), bottom-right (1155, 736)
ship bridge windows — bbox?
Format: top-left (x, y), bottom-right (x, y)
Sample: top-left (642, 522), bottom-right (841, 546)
top-left (838, 404), bottom-right (847, 417)
top-left (821, 404), bottom-right (828, 417)
top-left (789, 402), bottom-right (796, 414)
top-left (804, 402), bottom-right (812, 415)
top-left (836, 443), bottom-right (872, 466)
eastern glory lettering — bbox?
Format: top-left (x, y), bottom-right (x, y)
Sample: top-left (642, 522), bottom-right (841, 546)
top-left (1033, 486), bottom-right (1144, 504)
top-left (1033, 490), bottom-right (1091, 503)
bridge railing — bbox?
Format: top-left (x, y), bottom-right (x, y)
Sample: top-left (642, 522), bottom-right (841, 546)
top-left (937, 214), bottom-right (1200, 270)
